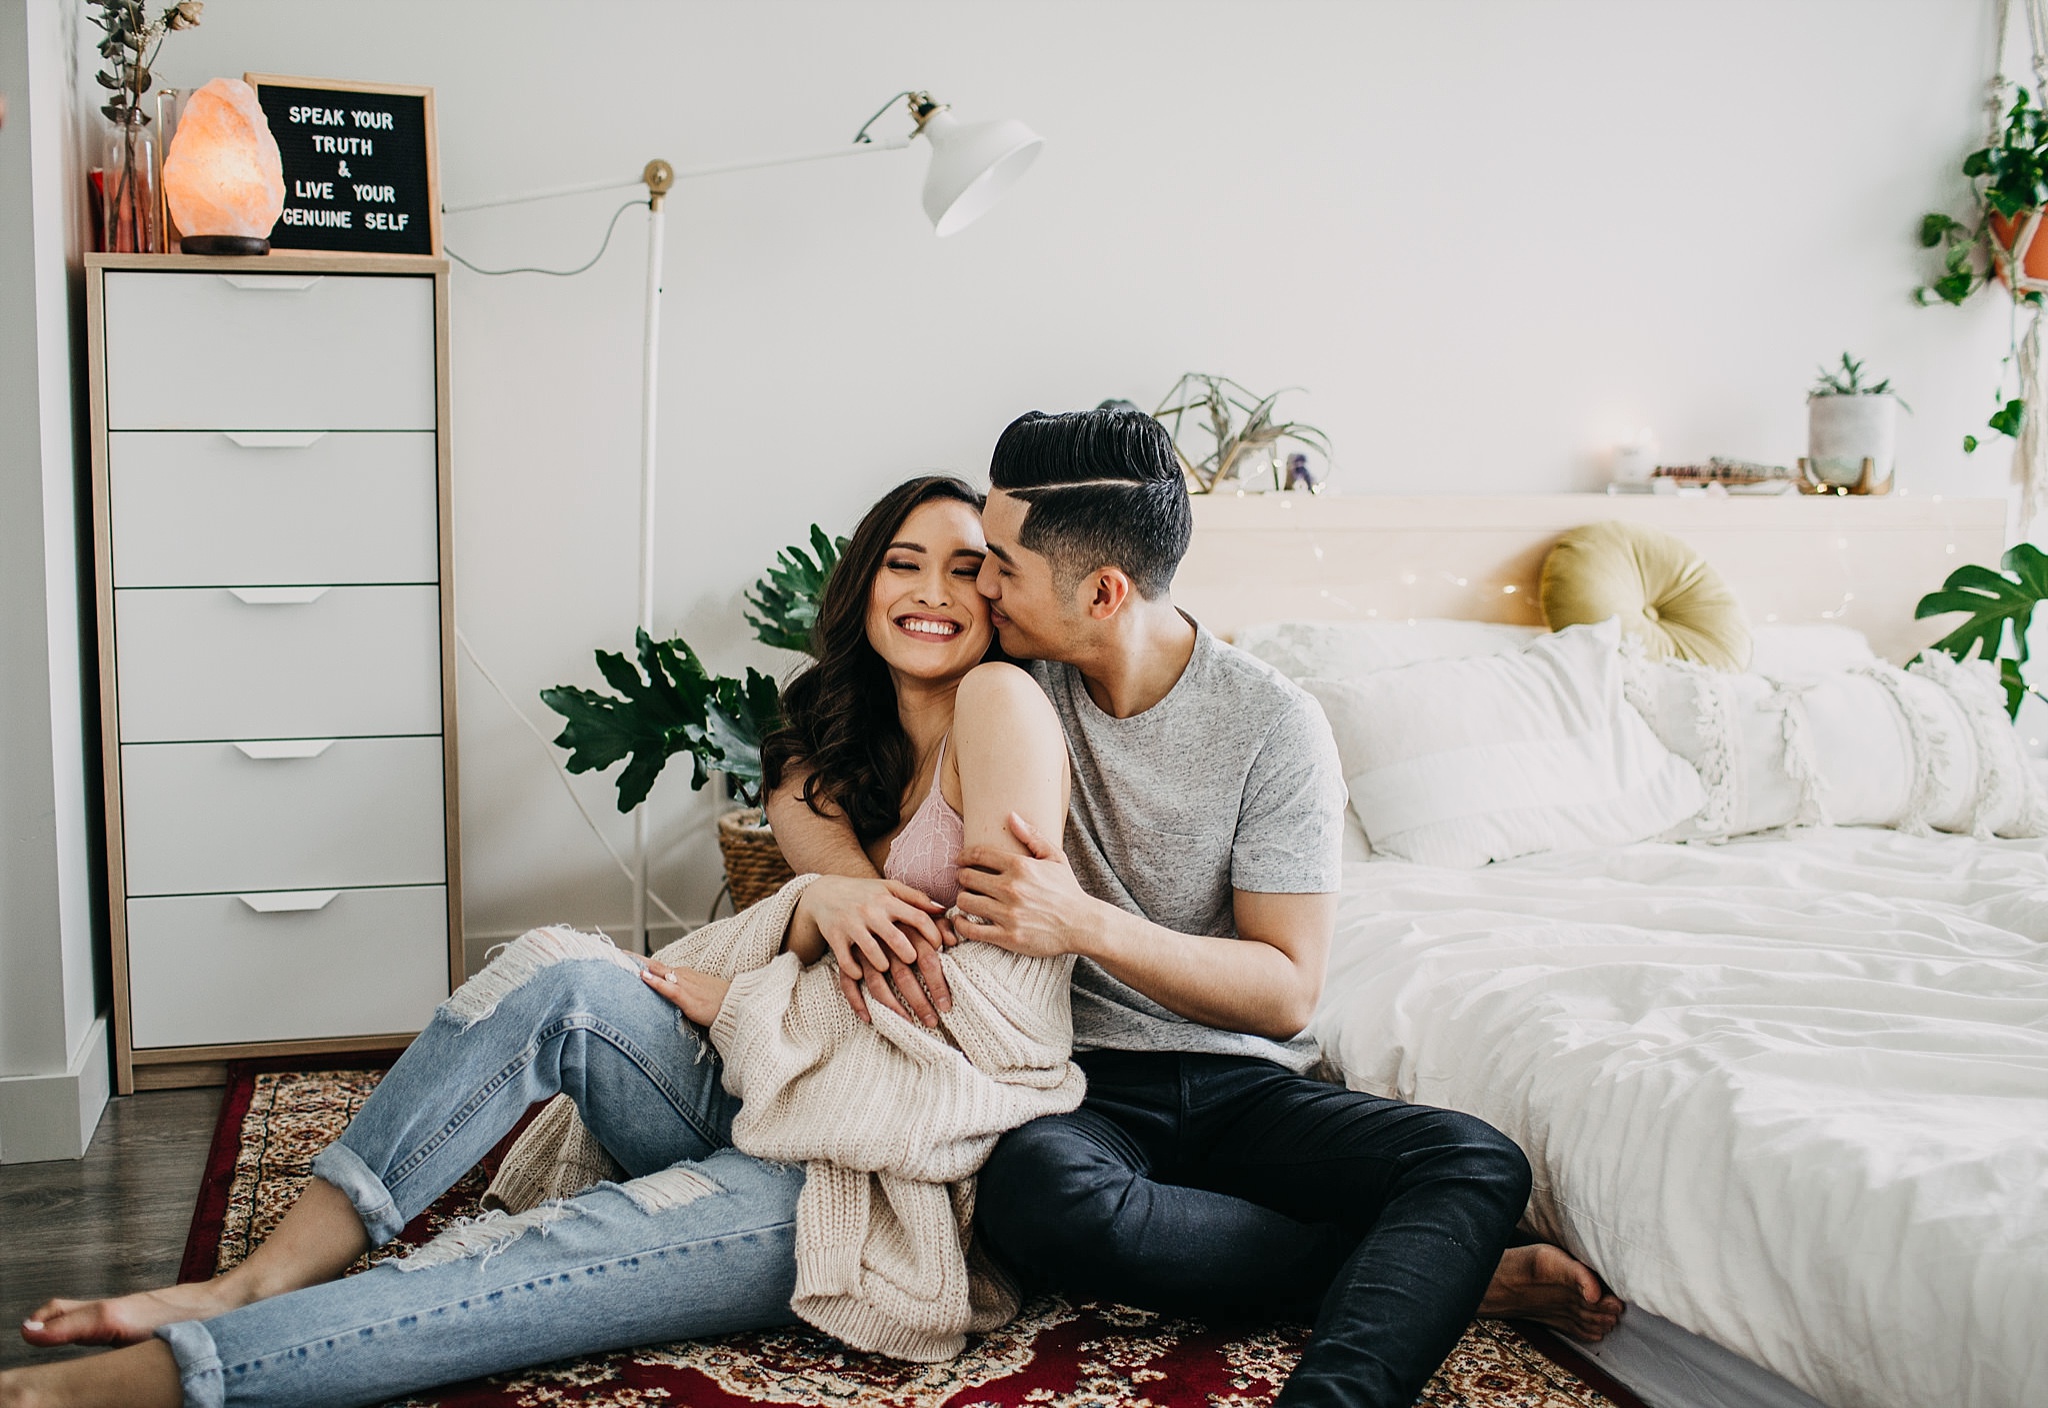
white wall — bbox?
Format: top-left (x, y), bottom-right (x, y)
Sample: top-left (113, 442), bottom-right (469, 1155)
top-left (2, 0), bottom-right (108, 1161)
top-left (130, 0), bottom-right (2020, 956)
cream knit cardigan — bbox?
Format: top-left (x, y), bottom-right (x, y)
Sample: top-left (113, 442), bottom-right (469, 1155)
top-left (484, 876), bottom-right (1084, 1362)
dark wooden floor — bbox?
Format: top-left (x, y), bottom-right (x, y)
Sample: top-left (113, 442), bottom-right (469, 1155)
top-left (0, 1089), bottom-right (220, 1371)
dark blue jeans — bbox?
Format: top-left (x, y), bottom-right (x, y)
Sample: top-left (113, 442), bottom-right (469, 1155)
top-left (975, 1051), bottom-right (1531, 1408)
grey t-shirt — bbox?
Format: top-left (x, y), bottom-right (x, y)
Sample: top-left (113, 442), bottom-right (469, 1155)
top-left (1029, 621), bottom-right (1347, 1071)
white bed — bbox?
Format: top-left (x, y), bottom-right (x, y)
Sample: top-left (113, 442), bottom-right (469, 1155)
top-left (1174, 493), bottom-right (2041, 1408)
top-left (1310, 822), bottom-right (2048, 1408)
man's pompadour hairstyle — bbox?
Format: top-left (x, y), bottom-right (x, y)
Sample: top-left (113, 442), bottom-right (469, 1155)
top-left (988, 409), bottom-right (1193, 599)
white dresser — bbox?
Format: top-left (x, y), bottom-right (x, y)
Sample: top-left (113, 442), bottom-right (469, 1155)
top-left (85, 253), bottom-right (462, 1092)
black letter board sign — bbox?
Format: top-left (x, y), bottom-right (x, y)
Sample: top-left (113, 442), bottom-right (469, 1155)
top-left (246, 74), bottom-right (441, 256)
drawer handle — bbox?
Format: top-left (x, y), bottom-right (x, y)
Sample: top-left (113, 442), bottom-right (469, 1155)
top-left (238, 890), bottom-right (340, 913)
top-left (223, 432), bottom-right (328, 449)
top-left (217, 274), bottom-right (323, 292)
top-left (228, 587), bottom-right (329, 605)
top-left (233, 739), bottom-right (336, 760)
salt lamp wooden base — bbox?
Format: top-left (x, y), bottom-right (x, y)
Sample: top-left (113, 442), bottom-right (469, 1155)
top-left (179, 235), bottom-right (270, 256)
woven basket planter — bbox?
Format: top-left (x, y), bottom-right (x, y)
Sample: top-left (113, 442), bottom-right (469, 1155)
top-left (716, 808), bottom-right (796, 911)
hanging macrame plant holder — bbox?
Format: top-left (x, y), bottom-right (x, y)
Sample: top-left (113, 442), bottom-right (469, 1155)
top-left (1990, 0), bottom-right (2048, 528)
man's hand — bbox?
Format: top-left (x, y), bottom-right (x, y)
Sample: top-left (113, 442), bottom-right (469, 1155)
top-left (640, 960), bottom-right (730, 1028)
top-left (792, 875), bottom-right (953, 1026)
top-left (953, 813), bottom-right (1099, 959)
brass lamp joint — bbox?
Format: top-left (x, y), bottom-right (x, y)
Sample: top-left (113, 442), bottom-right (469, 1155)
top-left (642, 158), bottom-right (676, 210)
top-left (907, 91), bottom-right (947, 133)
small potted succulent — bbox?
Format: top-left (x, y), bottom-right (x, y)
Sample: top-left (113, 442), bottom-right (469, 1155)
top-left (1804, 354), bottom-right (1906, 493)
top-left (542, 526), bottom-right (845, 908)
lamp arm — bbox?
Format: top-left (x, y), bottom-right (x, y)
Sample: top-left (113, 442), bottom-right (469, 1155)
top-left (443, 135), bottom-right (914, 216)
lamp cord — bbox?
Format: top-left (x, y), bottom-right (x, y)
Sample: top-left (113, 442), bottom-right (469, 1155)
top-left (445, 197), bottom-right (648, 278)
top-left (850, 90), bottom-right (914, 144)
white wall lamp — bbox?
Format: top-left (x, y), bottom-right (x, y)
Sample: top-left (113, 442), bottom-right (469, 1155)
top-left (443, 91), bottom-right (1043, 951)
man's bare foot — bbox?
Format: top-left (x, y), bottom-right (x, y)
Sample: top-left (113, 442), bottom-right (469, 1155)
top-left (1480, 1243), bottom-right (1625, 1342)
top-left (19, 1279), bottom-right (246, 1350)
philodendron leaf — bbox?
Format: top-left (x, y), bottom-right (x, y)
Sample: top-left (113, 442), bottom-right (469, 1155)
top-left (540, 629), bottom-right (717, 812)
top-left (744, 525), bottom-right (848, 656)
top-left (704, 668), bottom-right (782, 806)
top-left (1915, 545), bottom-right (2048, 707)
top-left (1999, 657), bottom-right (2032, 717)
top-left (1990, 399), bottom-right (2027, 438)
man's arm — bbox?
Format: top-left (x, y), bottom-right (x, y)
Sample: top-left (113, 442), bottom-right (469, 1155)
top-left (765, 770), bottom-right (880, 884)
top-left (954, 816), bottom-right (1335, 1040)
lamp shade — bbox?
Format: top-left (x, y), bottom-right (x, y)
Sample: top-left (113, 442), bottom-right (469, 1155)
top-left (918, 108), bottom-right (1043, 237)
top-left (163, 77), bottom-right (284, 253)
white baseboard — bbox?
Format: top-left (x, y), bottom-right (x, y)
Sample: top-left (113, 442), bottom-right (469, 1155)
top-left (0, 1016), bottom-right (111, 1163)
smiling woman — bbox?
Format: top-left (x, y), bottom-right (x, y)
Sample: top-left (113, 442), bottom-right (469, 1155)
top-left (764, 475), bottom-right (998, 847)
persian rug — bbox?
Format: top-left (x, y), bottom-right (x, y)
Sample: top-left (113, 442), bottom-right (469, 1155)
top-left (181, 1061), bottom-right (1647, 1408)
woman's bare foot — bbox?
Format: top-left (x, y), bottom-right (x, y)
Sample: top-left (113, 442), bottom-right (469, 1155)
top-left (19, 1279), bottom-right (247, 1349)
top-left (23, 1174), bottom-right (370, 1353)
top-left (1480, 1243), bottom-right (1625, 1342)
top-left (0, 1339), bottom-right (183, 1408)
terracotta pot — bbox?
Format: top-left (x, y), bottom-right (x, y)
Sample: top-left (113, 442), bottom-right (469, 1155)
top-left (1989, 208), bottom-right (2048, 289)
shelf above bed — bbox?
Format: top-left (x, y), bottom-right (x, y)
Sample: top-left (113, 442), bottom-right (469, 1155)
top-left (1179, 492), bottom-right (2009, 663)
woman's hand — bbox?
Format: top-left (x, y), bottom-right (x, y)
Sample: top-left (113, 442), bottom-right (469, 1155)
top-left (792, 875), bottom-right (951, 1027)
top-left (641, 960), bottom-right (730, 1029)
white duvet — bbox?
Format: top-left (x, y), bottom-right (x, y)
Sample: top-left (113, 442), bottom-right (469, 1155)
top-left (1309, 825), bottom-right (2048, 1408)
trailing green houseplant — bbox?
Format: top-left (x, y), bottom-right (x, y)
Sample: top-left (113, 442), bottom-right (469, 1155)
top-left (1153, 373), bottom-right (1333, 493)
top-left (1915, 542), bottom-right (2048, 718)
top-left (1917, 86), bottom-right (2048, 455)
top-left (542, 527), bottom-right (847, 811)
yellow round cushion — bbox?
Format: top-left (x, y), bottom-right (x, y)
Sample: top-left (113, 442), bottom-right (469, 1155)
top-left (1539, 520), bottom-right (1751, 670)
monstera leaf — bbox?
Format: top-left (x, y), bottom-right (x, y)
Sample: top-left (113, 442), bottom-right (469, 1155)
top-left (547, 526), bottom-right (828, 813)
top-left (745, 525), bottom-right (847, 655)
top-left (541, 630), bottom-right (716, 812)
top-left (703, 668), bottom-right (783, 806)
top-left (1916, 543), bottom-right (2048, 717)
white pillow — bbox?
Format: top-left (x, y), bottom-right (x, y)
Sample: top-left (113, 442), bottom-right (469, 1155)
top-left (1236, 619), bottom-right (1543, 681)
top-left (1745, 623), bottom-right (1879, 681)
top-left (1302, 620), bottom-right (1706, 868)
top-left (1621, 660), bottom-right (1803, 839)
top-left (1624, 651), bottom-right (2048, 840)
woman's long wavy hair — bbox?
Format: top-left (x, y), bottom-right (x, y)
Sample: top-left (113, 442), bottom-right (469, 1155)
top-left (762, 474), bottom-right (992, 844)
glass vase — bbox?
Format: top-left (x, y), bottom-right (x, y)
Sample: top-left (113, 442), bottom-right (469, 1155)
top-left (101, 113), bottom-right (159, 254)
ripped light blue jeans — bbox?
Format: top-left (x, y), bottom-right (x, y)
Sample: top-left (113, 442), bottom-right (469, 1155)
top-left (156, 928), bottom-right (805, 1408)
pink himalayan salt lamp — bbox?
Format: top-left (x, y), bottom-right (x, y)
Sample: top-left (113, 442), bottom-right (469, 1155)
top-left (164, 78), bottom-right (284, 255)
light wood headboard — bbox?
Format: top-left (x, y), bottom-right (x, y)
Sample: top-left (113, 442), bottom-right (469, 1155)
top-left (1175, 493), bottom-right (2009, 664)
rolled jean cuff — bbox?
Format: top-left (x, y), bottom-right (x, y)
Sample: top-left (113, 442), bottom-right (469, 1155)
top-left (310, 1139), bottom-right (405, 1246)
top-left (156, 1318), bottom-right (223, 1408)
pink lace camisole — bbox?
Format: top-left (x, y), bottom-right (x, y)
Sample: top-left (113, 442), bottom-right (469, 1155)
top-left (882, 736), bottom-right (964, 909)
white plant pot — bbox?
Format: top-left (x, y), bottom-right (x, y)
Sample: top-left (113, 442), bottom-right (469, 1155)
top-left (1807, 393), bottom-right (1898, 488)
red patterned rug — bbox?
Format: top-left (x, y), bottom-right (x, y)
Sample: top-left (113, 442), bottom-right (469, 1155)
top-left (181, 1061), bottom-right (1645, 1408)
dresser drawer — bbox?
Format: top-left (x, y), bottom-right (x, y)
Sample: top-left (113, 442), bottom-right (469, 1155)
top-left (110, 431), bottom-right (439, 587)
top-left (104, 271), bottom-right (435, 430)
top-left (121, 736), bottom-right (447, 896)
top-left (126, 885), bottom-right (447, 1048)
top-left (115, 584), bottom-right (441, 742)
